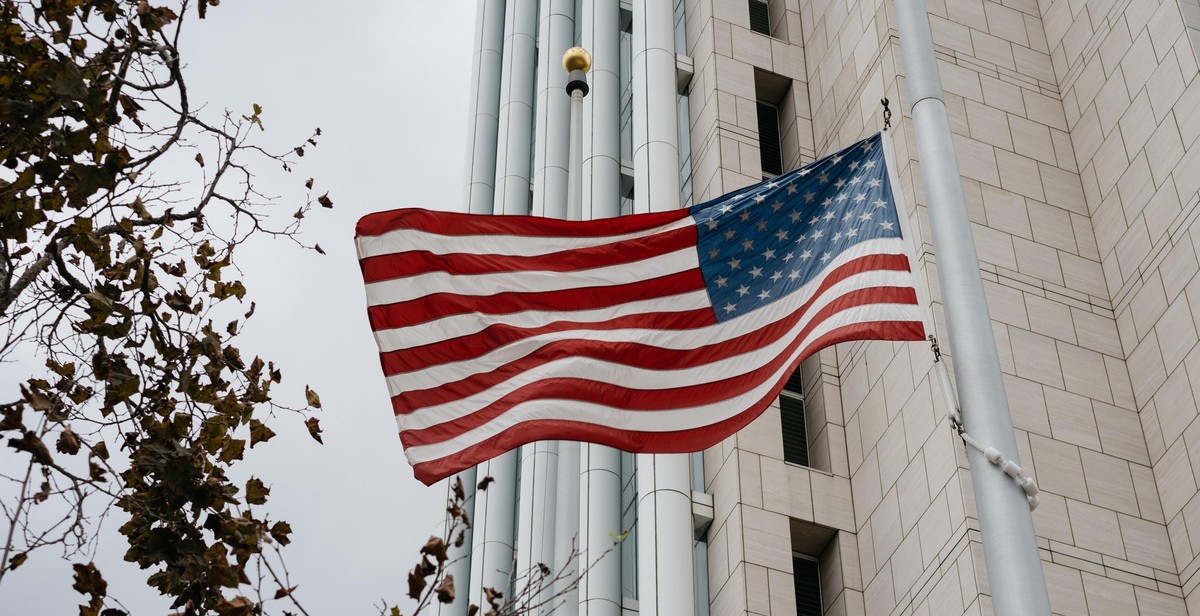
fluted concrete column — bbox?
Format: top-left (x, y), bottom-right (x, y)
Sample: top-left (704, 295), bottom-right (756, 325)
top-left (468, 453), bottom-right (518, 611)
top-left (580, 0), bottom-right (621, 222)
top-left (493, 0), bottom-right (538, 215)
top-left (632, 1), bottom-right (695, 615)
top-left (578, 2), bottom-right (624, 615)
top-left (515, 442), bottom-right (558, 613)
top-left (529, 0), bottom-right (574, 218)
top-left (462, 0), bottom-right (506, 214)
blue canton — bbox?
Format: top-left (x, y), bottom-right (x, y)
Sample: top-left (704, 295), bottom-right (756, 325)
top-left (691, 134), bottom-right (904, 322)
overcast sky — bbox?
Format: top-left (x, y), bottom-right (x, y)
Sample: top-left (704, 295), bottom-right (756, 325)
top-left (0, 2), bottom-right (476, 613)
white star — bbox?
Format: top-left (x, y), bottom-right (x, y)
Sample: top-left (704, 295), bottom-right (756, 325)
top-left (766, 180), bottom-right (779, 189)
top-left (709, 248), bottom-right (720, 258)
top-left (811, 230), bottom-right (823, 239)
top-left (714, 275), bottom-right (728, 288)
top-left (724, 229), bottom-right (736, 240)
top-left (728, 257), bottom-right (741, 269)
top-left (724, 303), bottom-right (737, 313)
top-left (732, 192), bottom-right (746, 200)
top-left (822, 197), bottom-right (833, 208)
top-left (847, 227), bottom-right (859, 238)
top-left (831, 155), bottom-right (843, 164)
top-left (771, 201), bottom-right (784, 211)
top-left (881, 221), bottom-right (896, 230)
top-left (804, 192), bottom-right (816, 202)
top-left (868, 178), bottom-right (881, 187)
top-left (833, 232), bottom-right (842, 242)
top-left (788, 269), bottom-right (800, 280)
top-left (753, 193), bottom-right (767, 203)
top-left (758, 289), bottom-right (771, 300)
top-left (874, 199), bottom-right (888, 209)
top-left (788, 211), bottom-right (803, 222)
top-left (798, 168), bottom-right (811, 176)
top-left (824, 210), bottom-right (836, 222)
top-left (774, 230), bottom-right (789, 241)
top-left (783, 252), bottom-right (795, 262)
top-left (742, 239), bottom-right (755, 251)
top-left (749, 266), bottom-right (764, 279)
top-left (740, 210), bottom-right (751, 221)
top-left (801, 250), bottom-right (813, 260)
top-left (836, 192), bottom-right (849, 202)
top-left (763, 248), bottom-right (777, 260)
top-left (835, 179), bottom-right (846, 189)
top-left (849, 161), bottom-right (860, 170)
top-left (736, 285), bottom-right (750, 297)
top-left (859, 212), bottom-right (873, 222)
top-left (770, 271), bottom-right (783, 282)
top-left (864, 160), bottom-right (877, 170)
top-left (843, 211), bottom-right (854, 221)
top-left (756, 220), bottom-right (768, 232)
top-left (706, 219), bottom-right (719, 230)
top-left (818, 172), bottom-right (829, 184)
top-left (787, 182), bottom-right (799, 193)
top-left (810, 216), bottom-right (821, 225)
top-left (862, 141), bottom-right (873, 152)
top-left (849, 175), bottom-right (862, 185)
top-left (820, 252), bottom-right (832, 263)
top-left (719, 203), bottom-right (734, 214)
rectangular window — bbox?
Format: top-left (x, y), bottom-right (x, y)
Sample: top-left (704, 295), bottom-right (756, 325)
top-left (780, 368), bottom-right (807, 466)
top-left (756, 102), bottom-right (783, 177)
top-left (793, 554), bottom-right (822, 616)
top-left (748, 0), bottom-right (771, 35)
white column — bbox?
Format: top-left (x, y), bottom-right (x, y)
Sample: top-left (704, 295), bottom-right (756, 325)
top-left (493, 0), bottom-right (538, 215)
top-left (515, 442), bottom-right (559, 612)
top-left (443, 4), bottom-right (506, 613)
top-left (632, 2), bottom-right (696, 615)
top-left (580, 0), bottom-right (621, 221)
top-left (578, 3), bottom-right (624, 616)
top-left (468, 453), bottom-right (518, 611)
top-left (462, 0), bottom-right (506, 214)
top-left (529, 0), bottom-right (574, 218)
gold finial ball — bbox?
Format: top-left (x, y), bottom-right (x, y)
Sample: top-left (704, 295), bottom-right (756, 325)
top-left (562, 47), bottom-right (592, 73)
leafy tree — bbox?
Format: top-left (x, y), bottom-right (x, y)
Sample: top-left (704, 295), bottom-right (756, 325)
top-left (0, 1), bottom-right (329, 613)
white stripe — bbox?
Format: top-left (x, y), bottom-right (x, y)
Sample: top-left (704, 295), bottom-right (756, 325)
top-left (373, 237), bottom-right (909, 352)
top-left (364, 246), bottom-right (698, 307)
top-left (394, 274), bottom-right (916, 425)
top-left (400, 303), bottom-right (924, 464)
top-left (386, 268), bottom-right (915, 394)
top-left (373, 289), bottom-right (712, 353)
top-left (356, 214), bottom-right (694, 259)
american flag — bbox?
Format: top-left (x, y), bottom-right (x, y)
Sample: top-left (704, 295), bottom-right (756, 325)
top-left (357, 133), bottom-right (926, 484)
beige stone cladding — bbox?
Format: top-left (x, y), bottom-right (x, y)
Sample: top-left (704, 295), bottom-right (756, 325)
top-left (688, 0), bottom-right (1200, 613)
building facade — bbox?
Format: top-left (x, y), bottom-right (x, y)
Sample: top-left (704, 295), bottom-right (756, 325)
top-left (442, 0), bottom-right (1200, 614)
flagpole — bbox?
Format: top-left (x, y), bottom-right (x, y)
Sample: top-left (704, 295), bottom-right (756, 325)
top-left (892, 1), bottom-right (1051, 614)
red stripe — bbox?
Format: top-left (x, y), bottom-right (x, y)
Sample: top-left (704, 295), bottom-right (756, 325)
top-left (379, 308), bottom-right (718, 375)
top-left (396, 289), bottom-right (920, 446)
top-left (407, 320), bottom-right (926, 484)
top-left (393, 286), bottom-right (919, 415)
top-left (360, 226), bottom-right (696, 283)
top-left (367, 268), bottom-right (708, 331)
top-left (356, 207), bottom-right (691, 238)
top-left (378, 252), bottom-right (913, 373)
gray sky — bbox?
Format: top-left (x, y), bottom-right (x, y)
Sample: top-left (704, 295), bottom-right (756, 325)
top-left (0, 1), bottom-right (476, 613)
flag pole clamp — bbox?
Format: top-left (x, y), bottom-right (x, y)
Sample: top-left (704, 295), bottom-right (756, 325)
top-left (929, 335), bottom-right (1041, 511)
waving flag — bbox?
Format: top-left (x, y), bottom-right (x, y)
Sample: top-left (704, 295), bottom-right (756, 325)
top-left (357, 133), bottom-right (926, 484)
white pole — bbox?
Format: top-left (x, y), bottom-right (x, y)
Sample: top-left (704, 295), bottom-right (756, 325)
top-left (631, 1), bottom-right (695, 614)
top-left (462, 0), bottom-right (507, 215)
top-left (554, 50), bottom-right (590, 612)
top-left (893, 0), bottom-right (1051, 613)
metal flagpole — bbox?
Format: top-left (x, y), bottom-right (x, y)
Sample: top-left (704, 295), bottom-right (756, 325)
top-left (892, 0), bottom-right (1052, 614)
top-left (559, 46), bottom-right (591, 614)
